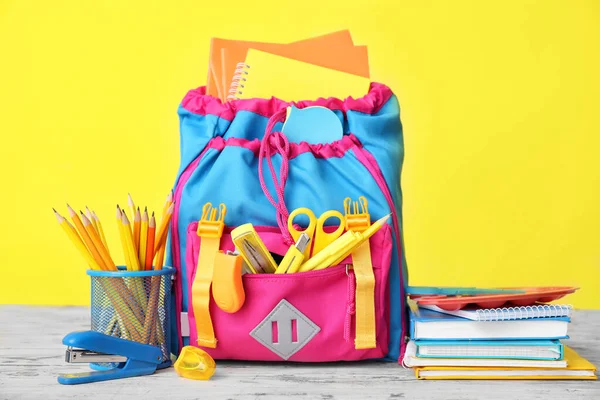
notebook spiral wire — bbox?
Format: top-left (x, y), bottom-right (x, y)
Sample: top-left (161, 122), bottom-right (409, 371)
top-left (476, 304), bottom-right (572, 321)
top-left (227, 63), bottom-right (250, 100)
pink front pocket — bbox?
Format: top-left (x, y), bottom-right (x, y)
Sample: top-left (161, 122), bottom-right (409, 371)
top-left (185, 223), bottom-right (392, 362)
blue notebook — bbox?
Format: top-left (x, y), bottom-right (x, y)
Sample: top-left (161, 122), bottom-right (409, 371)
top-left (414, 339), bottom-right (564, 360)
top-left (410, 308), bottom-right (570, 341)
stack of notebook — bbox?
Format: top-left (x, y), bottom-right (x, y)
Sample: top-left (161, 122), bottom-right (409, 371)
top-left (404, 301), bottom-right (597, 380)
top-left (205, 30), bottom-right (371, 102)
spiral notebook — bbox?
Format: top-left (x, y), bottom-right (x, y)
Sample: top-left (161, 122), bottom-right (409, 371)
top-left (226, 49), bottom-right (371, 102)
top-left (420, 304), bottom-right (573, 321)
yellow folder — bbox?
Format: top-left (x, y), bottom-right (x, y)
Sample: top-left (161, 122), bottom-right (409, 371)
top-left (227, 49), bottom-right (370, 102)
top-left (414, 346), bottom-right (597, 380)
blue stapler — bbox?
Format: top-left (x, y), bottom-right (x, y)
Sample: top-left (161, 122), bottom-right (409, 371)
top-left (58, 330), bottom-right (163, 385)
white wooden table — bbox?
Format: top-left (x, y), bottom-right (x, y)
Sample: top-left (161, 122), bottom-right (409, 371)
top-left (1, 306), bottom-right (598, 399)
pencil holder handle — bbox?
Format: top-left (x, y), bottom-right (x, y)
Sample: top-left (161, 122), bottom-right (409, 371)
top-left (87, 266), bottom-right (174, 368)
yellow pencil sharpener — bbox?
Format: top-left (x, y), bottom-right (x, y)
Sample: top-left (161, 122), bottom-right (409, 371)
top-left (173, 346), bottom-right (216, 380)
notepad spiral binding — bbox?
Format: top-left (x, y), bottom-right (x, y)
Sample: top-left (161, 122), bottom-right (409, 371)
top-left (476, 304), bottom-right (572, 321)
top-left (227, 63), bottom-right (250, 100)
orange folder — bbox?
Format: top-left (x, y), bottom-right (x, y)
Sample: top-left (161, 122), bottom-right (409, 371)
top-left (207, 30), bottom-right (369, 100)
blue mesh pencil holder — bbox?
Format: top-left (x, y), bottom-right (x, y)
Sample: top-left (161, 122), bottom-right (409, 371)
top-left (87, 266), bottom-right (174, 369)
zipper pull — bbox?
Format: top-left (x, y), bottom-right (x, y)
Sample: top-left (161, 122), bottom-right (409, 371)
top-left (344, 265), bottom-right (356, 343)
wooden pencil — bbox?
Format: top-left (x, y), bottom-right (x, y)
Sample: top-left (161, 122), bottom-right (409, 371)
top-left (116, 206), bottom-right (133, 270)
top-left (92, 211), bottom-right (109, 250)
top-left (86, 206), bottom-right (98, 233)
top-left (139, 208), bottom-right (148, 268)
top-left (154, 203), bottom-right (174, 253)
top-left (81, 211), bottom-right (116, 271)
top-left (154, 193), bottom-right (174, 270)
top-left (145, 213), bottom-right (156, 270)
top-left (127, 193), bottom-right (136, 229)
top-left (67, 204), bottom-right (108, 270)
top-left (121, 211), bottom-right (141, 271)
top-left (133, 207), bottom-right (141, 254)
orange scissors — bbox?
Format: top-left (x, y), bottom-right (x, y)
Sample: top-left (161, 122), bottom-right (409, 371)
top-left (287, 207), bottom-right (345, 258)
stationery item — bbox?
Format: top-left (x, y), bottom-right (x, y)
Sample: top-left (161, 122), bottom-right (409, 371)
top-left (92, 211), bottom-right (109, 250)
top-left (413, 346), bottom-right (597, 380)
top-left (121, 211), bottom-right (141, 271)
top-left (407, 286), bottom-right (525, 296)
top-left (420, 304), bottom-right (573, 322)
top-left (208, 30), bottom-right (369, 99)
top-left (287, 207), bottom-right (345, 258)
top-left (154, 192), bottom-right (173, 269)
top-left (127, 193), bottom-right (136, 228)
top-left (281, 105), bottom-right (343, 144)
top-left (116, 206), bottom-right (133, 270)
top-left (139, 208), bottom-right (148, 267)
top-left (298, 214), bottom-right (390, 272)
top-left (413, 287), bottom-right (579, 311)
top-left (67, 204), bottom-right (108, 271)
top-left (409, 308), bottom-right (570, 340)
top-left (227, 49), bottom-right (370, 101)
top-left (58, 331), bottom-right (162, 385)
top-left (212, 252), bottom-right (246, 313)
top-left (174, 346), bottom-right (216, 381)
top-left (86, 207), bottom-right (98, 233)
top-left (276, 233), bottom-right (310, 274)
top-left (344, 196), bottom-right (376, 349)
top-left (133, 207), bottom-right (141, 253)
top-left (145, 213), bottom-right (156, 270)
top-left (231, 223), bottom-right (278, 274)
top-left (413, 339), bottom-right (564, 361)
top-left (403, 341), bottom-right (567, 368)
top-left (192, 202), bottom-right (227, 348)
top-left (54, 209), bottom-right (102, 271)
top-left (154, 203), bottom-right (174, 253)
top-left (81, 211), bottom-right (116, 271)
top-left (210, 32), bottom-right (356, 99)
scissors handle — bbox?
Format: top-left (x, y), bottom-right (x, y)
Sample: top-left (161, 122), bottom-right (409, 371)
top-left (312, 210), bottom-right (345, 255)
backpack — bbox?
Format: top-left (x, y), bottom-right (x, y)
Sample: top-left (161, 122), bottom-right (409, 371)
top-left (167, 82), bottom-right (408, 362)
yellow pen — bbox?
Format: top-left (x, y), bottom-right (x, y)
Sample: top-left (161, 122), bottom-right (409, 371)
top-left (277, 233), bottom-right (311, 274)
top-left (297, 231), bottom-right (361, 272)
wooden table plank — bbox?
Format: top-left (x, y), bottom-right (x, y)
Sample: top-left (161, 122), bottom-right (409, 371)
top-left (1, 306), bottom-right (597, 399)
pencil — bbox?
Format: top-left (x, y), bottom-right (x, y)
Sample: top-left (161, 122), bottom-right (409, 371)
top-left (128, 193), bottom-right (136, 228)
top-left (154, 203), bottom-right (174, 253)
top-left (133, 207), bottom-right (141, 254)
top-left (116, 206), bottom-right (133, 270)
top-left (145, 213), bottom-right (156, 270)
top-left (54, 209), bottom-right (103, 270)
top-left (67, 204), bottom-right (108, 270)
top-left (154, 193), bottom-right (174, 270)
top-left (122, 211), bottom-right (141, 271)
top-left (139, 208), bottom-right (148, 268)
top-left (86, 206), bottom-right (98, 233)
top-left (92, 211), bottom-right (109, 251)
top-left (81, 211), bottom-right (116, 271)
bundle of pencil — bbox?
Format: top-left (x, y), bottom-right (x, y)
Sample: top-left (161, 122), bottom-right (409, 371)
top-left (53, 191), bottom-right (174, 345)
top-left (119, 192), bottom-right (174, 271)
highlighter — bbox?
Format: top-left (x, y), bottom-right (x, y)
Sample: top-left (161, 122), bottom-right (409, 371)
top-left (276, 233), bottom-right (311, 274)
top-left (231, 223), bottom-right (278, 273)
top-left (297, 231), bottom-right (361, 272)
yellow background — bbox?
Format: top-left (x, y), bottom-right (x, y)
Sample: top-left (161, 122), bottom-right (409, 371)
top-left (0, 1), bottom-right (598, 308)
